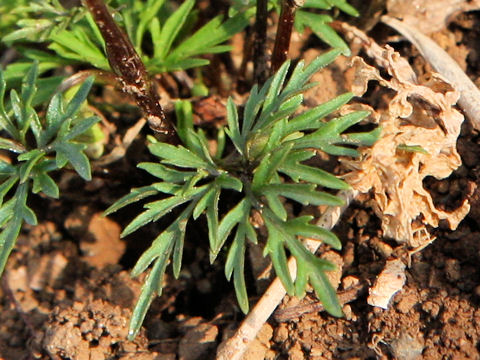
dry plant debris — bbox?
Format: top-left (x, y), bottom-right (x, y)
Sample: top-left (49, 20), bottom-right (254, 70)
top-left (341, 32), bottom-right (470, 248)
top-left (367, 258), bottom-right (406, 309)
top-left (386, 0), bottom-right (480, 34)
top-left (381, 15), bottom-right (480, 131)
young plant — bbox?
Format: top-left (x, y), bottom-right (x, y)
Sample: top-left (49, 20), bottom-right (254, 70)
top-left (0, 63), bottom-right (99, 276)
top-left (105, 48), bottom-right (380, 339)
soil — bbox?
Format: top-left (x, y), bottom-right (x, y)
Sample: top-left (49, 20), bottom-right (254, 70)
top-left (2, 2), bottom-right (480, 360)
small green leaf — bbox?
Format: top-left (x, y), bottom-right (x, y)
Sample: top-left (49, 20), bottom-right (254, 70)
top-left (252, 143), bottom-right (293, 189)
top-left (263, 60), bottom-right (291, 113)
top-left (259, 184), bottom-right (344, 207)
top-left (263, 212), bottom-right (295, 295)
top-left (22, 204), bottom-right (37, 226)
top-left (225, 224), bottom-right (249, 313)
top-left (172, 217), bottom-right (188, 279)
top-left (0, 176), bottom-right (19, 205)
top-left (285, 216), bottom-right (341, 249)
top-left (242, 84), bottom-right (263, 135)
top-left (279, 163), bottom-right (349, 190)
top-left (225, 97), bottom-right (244, 155)
top-left (62, 116), bottom-right (100, 141)
top-left (0, 199), bottom-right (15, 227)
top-left (20, 60), bottom-right (38, 107)
top-left (310, 271), bottom-right (343, 317)
top-left (121, 186), bottom-right (206, 237)
top-left (148, 142), bottom-right (210, 170)
top-left (156, 0), bottom-right (195, 60)
top-left (104, 185), bottom-right (160, 216)
top-left (54, 142), bottom-right (91, 180)
top-left (295, 12), bottom-right (350, 55)
top-left (0, 70), bottom-right (18, 139)
top-left (129, 256), bottom-right (171, 340)
top-left (214, 198), bottom-right (250, 260)
top-left (265, 192), bottom-right (287, 221)
top-left (397, 144), bottom-right (428, 154)
top-left (216, 173), bottom-right (243, 192)
top-left (63, 76), bottom-right (95, 120)
top-left (0, 183), bottom-right (28, 277)
top-left (326, 0), bottom-right (359, 16)
top-left (193, 186), bottom-right (215, 220)
top-left (175, 100), bottom-right (194, 146)
top-left (0, 138), bottom-right (26, 153)
top-left (138, 163), bottom-right (198, 183)
top-left (283, 49), bottom-right (341, 95)
top-left (285, 92), bottom-right (354, 134)
top-left (32, 172), bottom-right (59, 198)
top-left (18, 149), bottom-right (45, 183)
top-left (122, 197), bottom-right (186, 237)
top-left (205, 186), bottom-right (220, 251)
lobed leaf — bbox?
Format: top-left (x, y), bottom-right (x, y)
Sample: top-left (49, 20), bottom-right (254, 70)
top-left (149, 142), bottom-right (210, 170)
top-left (259, 183), bottom-right (344, 207)
top-left (213, 198), bottom-right (250, 261)
top-left (54, 142), bottom-right (91, 180)
top-left (225, 223), bottom-right (249, 313)
top-left (104, 185), bottom-right (160, 216)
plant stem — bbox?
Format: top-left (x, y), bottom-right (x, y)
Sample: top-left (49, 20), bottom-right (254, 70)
top-left (83, 0), bottom-right (177, 140)
top-left (271, 0), bottom-right (297, 74)
top-left (253, 0), bottom-right (268, 85)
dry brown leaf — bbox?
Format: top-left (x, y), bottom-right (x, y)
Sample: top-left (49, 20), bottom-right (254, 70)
top-left (381, 16), bottom-right (480, 131)
top-left (367, 258), bottom-right (406, 309)
top-left (342, 41), bottom-right (470, 247)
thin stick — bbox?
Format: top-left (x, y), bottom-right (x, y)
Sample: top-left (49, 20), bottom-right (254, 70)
top-left (83, 0), bottom-right (177, 139)
top-left (381, 15), bottom-right (480, 132)
top-left (270, 0), bottom-right (298, 74)
top-left (273, 281), bottom-right (366, 322)
top-left (216, 188), bottom-right (359, 360)
top-left (253, 0), bottom-right (268, 85)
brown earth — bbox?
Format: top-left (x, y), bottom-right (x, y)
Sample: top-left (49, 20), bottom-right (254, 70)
top-left (2, 2), bottom-right (480, 360)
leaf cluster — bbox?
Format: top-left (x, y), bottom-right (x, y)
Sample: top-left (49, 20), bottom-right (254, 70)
top-left (2, 0), bottom-right (250, 77)
top-left (0, 63), bottom-right (99, 276)
top-left (106, 49), bottom-right (380, 339)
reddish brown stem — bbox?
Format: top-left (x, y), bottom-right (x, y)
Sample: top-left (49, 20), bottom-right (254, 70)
top-left (253, 0), bottom-right (268, 85)
top-left (271, 0), bottom-right (297, 74)
top-left (83, 0), bottom-right (177, 140)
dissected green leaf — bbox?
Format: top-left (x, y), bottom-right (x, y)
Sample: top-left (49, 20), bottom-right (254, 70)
top-left (32, 172), bottom-right (59, 198)
top-left (18, 149), bottom-right (45, 183)
top-left (149, 142), bottom-right (211, 170)
top-left (0, 183), bottom-right (29, 277)
top-left (156, 0), bottom-right (195, 60)
top-left (214, 198), bottom-right (250, 261)
top-left (104, 185), bottom-right (160, 216)
top-left (225, 97), bottom-right (244, 155)
top-left (54, 141), bottom-right (91, 180)
top-left (128, 255), bottom-right (170, 340)
top-left (259, 183), bottom-right (344, 207)
top-left (225, 223), bottom-right (249, 313)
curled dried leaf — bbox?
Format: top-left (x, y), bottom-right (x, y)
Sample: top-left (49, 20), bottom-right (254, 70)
top-left (367, 258), bottom-right (406, 309)
top-left (343, 43), bottom-right (469, 247)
